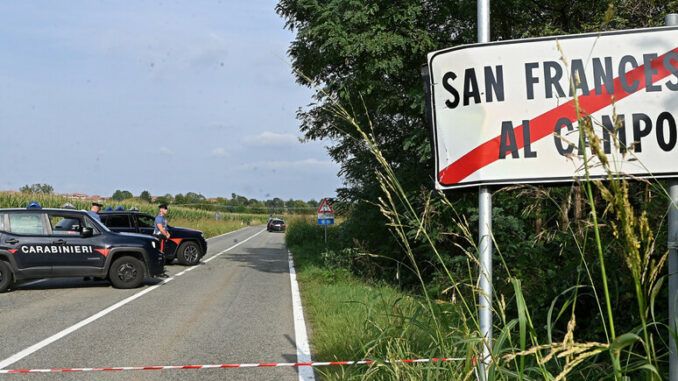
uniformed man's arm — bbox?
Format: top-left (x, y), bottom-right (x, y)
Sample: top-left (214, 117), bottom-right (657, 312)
top-left (156, 223), bottom-right (170, 239)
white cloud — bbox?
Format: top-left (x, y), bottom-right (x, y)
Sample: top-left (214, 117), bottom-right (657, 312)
top-left (211, 147), bottom-right (227, 157)
top-left (159, 146), bottom-right (173, 155)
top-left (243, 131), bottom-right (299, 146)
top-left (237, 158), bottom-right (335, 170)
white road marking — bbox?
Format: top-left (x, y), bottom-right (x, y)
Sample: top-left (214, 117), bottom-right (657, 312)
top-left (206, 225), bottom-right (256, 242)
top-left (0, 228), bottom-right (266, 370)
top-left (288, 250), bottom-right (315, 381)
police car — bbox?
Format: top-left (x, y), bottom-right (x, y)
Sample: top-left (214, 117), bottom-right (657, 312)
top-left (0, 204), bottom-right (165, 292)
top-left (100, 210), bottom-right (207, 266)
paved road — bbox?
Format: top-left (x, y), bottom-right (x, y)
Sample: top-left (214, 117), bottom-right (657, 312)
top-left (0, 226), bottom-right (308, 380)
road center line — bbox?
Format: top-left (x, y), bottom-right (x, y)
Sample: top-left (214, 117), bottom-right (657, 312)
top-left (288, 250), bottom-right (315, 381)
top-left (0, 228), bottom-right (265, 370)
top-left (206, 226), bottom-right (251, 242)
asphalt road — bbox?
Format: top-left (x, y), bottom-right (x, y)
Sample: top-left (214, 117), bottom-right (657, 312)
top-left (0, 226), bottom-right (309, 380)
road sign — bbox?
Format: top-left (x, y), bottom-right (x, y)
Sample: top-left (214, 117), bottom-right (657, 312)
top-left (428, 27), bottom-right (678, 190)
top-left (317, 198), bottom-right (334, 213)
top-left (317, 198), bottom-right (335, 226)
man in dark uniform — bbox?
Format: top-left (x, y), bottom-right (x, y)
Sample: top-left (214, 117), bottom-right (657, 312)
top-left (154, 204), bottom-right (170, 252)
top-left (88, 202), bottom-right (102, 221)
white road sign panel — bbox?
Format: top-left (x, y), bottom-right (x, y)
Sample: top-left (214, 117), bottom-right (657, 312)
top-left (428, 27), bottom-right (678, 190)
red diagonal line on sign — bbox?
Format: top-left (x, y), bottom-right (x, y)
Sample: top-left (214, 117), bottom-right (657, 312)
top-left (438, 47), bottom-right (678, 185)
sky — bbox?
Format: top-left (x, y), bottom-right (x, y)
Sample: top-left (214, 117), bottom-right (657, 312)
top-left (0, 0), bottom-right (343, 201)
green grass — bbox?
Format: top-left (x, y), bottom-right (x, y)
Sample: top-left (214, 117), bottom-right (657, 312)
top-left (0, 192), bottom-right (267, 222)
top-left (287, 219), bottom-right (472, 380)
top-left (171, 217), bottom-right (265, 238)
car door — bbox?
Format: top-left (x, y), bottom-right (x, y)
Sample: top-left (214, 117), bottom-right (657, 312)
top-left (47, 212), bottom-right (106, 270)
top-left (136, 214), bottom-right (156, 235)
top-left (5, 212), bottom-right (52, 275)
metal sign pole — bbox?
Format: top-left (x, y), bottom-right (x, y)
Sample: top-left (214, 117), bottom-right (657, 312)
top-left (478, 186), bottom-right (493, 379)
top-left (667, 14), bottom-right (678, 381)
top-left (477, 1), bottom-right (492, 380)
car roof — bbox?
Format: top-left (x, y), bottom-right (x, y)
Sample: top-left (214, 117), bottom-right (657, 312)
top-left (0, 208), bottom-right (88, 215)
top-left (99, 211), bottom-right (150, 215)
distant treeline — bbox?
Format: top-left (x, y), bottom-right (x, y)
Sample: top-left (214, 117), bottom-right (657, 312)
top-left (14, 184), bottom-right (331, 215)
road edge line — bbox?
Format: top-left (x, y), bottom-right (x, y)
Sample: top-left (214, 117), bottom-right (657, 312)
top-left (288, 250), bottom-right (315, 381)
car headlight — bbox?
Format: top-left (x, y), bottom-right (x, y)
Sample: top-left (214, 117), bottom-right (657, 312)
top-left (151, 241), bottom-right (157, 249)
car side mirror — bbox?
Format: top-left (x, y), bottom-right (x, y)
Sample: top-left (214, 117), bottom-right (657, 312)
top-left (81, 227), bottom-right (93, 238)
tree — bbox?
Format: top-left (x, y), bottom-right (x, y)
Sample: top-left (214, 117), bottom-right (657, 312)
top-left (185, 192), bottom-right (206, 203)
top-left (174, 194), bottom-right (186, 205)
top-left (139, 190), bottom-right (152, 203)
top-left (111, 190), bottom-right (133, 201)
top-left (20, 183), bottom-right (54, 194)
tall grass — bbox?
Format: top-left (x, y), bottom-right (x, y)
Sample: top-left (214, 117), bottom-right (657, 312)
top-left (0, 193), bottom-right (265, 222)
top-left (287, 218), bottom-right (475, 380)
top-left (302, 58), bottom-right (675, 379)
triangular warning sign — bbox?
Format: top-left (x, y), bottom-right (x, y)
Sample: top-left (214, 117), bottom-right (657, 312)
top-left (317, 198), bottom-right (334, 213)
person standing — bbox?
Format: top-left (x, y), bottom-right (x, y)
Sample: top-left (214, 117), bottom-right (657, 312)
top-left (154, 204), bottom-right (170, 252)
top-left (88, 202), bottom-right (102, 221)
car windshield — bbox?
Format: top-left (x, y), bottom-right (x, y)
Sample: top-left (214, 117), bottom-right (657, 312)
top-left (86, 214), bottom-right (111, 233)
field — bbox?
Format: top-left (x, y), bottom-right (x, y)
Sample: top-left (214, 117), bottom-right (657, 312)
top-left (0, 193), bottom-right (268, 238)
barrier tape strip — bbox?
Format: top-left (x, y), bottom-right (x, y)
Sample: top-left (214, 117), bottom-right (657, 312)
top-left (0, 357), bottom-right (469, 374)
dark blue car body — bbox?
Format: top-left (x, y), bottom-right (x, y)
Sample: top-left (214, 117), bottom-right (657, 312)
top-left (0, 208), bottom-right (164, 291)
top-left (100, 211), bottom-right (207, 265)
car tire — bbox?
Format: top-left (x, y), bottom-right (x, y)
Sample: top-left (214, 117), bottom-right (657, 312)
top-left (108, 256), bottom-right (146, 289)
top-left (0, 261), bottom-right (12, 293)
top-left (177, 241), bottom-right (202, 266)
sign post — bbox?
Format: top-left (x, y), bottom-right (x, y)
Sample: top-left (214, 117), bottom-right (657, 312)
top-left (667, 10), bottom-right (678, 381)
top-left (476, 1), bottom-right (492, 380)
top-left (317, 198), bottom-right (334, 244)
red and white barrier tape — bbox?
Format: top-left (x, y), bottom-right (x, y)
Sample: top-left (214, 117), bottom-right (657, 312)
top-left (0, 357), bottom-right (469, 374)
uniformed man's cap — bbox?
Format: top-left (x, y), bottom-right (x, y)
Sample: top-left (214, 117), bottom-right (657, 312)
top-left (92, 202), bottom-right (103, 208)
top-left (158, 203), bottom-right (168, 210)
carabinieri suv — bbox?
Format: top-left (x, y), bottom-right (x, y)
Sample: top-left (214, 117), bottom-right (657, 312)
top-left (100, 210), bottom-right (207, 266)
top-left (0, 206), bottom-right (165, 292)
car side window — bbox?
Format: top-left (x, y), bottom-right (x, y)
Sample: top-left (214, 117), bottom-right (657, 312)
top-left (82, 216), bottom-right (101, 234)
top-left (106, 215), bottom-right (131, 228)
top-left (8, 213), bottom-right (46, 235)
top-left (137, 215), bottom-right (155, 228)
top-left (50, 215), bottom-right (83, 236)
top-left (0, 214), bottom-right (5, 232)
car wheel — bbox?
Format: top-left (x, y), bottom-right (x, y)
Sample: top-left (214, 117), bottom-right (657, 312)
top-left (177, 241), bottom-right (202, 266)
top-left (108, 256), bottom-right (146, 289)
top-left (0, 261), bottom-right (12, 293)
